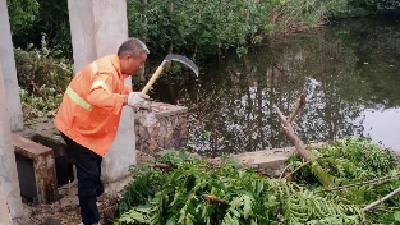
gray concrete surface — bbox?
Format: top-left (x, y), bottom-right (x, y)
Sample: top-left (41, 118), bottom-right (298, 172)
top-left (0, 62), bottom-right (24, 219)
top-left (0, 181), bottom-right (13, 225)
top-left (68, 0), bottom-right (136, 182)
top-left (0, 0), bottom-right (23, 132)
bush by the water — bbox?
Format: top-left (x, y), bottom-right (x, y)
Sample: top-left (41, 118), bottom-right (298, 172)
top-left (113, 137), bottom-right (400, 225)
top-left (127, 0), bottom-right (370, 60)
top-left (8, 0), bottom-right (394, 61)
top-left (15, 35), bottom-right (73, 125)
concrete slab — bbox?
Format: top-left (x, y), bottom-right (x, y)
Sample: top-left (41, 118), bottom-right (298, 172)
top-left (12, 134), bottom-right (58, 204)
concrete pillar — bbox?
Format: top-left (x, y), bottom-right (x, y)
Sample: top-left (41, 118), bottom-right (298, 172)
top-left (0, 0), bottom-right (24, 132)
top-left (0, 62), bottom-right (23, 219)
top-left (68, 0), bottom-right (136, 182)
top-left (0, 181), bottom-right (13, 225)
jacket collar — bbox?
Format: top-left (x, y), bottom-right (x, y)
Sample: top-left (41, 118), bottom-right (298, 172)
top-left (110, 54), bottom-right (130, 80)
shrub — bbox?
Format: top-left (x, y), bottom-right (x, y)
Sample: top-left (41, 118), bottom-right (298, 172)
top-left (14, 34), bottom-right (73, 126)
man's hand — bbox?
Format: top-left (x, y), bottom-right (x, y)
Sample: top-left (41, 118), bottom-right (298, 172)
top-left (125, 92), bottom-right (150, 107)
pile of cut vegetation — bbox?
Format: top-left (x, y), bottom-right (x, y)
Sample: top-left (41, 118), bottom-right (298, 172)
top-left (112, 138), bottom-right (399, 225)
top-left (112, 92), bottom-right (400, 225)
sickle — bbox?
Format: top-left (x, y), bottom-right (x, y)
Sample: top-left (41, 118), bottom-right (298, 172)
top-left (142, 54), bottom-right (198, 94)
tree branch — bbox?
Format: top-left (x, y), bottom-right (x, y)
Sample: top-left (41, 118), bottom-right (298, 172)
top-left (31, 55), bottom-right (48, 101)
top-left (205, 195), bottom-right (226, 207)
top-left (363, 187), bottom-right (400, 212)
top-left (288, 92), bottom-right (306, 123)
top-left (275, 92), bottom-right (331, 187)
top-left (150, 164), bottom-right (174, 170)
top-left (282, 162), bottom-right (310, 182)
top-left (372, 180), bottom-right (391, 189)
top-left (375, 208), bottom-right (394, 213)
top-left (314, 173), bottom-right (400, 193)
top-left (280, 164), bottom-right (292, 179)
top-left (274, 93), bottom-right (311, 161)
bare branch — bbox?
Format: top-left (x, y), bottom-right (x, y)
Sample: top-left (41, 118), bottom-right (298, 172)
top-left (150, 164), bottom-right (174, 170)
top-left (280, 164), bottom-right (292, 179)
top-left (274, 93), bottom-right (311, 161)
top-left (375, 208), bottom-right (394, 213)
top-left (372, 180), bottom-right (391, 189)
top-left (363, 187), bottom-right (400, 212)
top-left (288, 92), bottom-right (306, 123)
top-left (276, 92), bottom-right (331, 187)
top-left (31, 55), bottom-right (48, 101)
top-left (314, 173), bottom-right (400, 193)
top-left (283, 162), bottom-right (310, 182)
top-left (274, 106), bottom-right (287, 124)
top-left (205, 195), bottom-right (226, 207)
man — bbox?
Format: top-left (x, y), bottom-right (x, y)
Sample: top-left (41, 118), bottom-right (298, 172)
top-left (54, 38), bottom-right (150, 225)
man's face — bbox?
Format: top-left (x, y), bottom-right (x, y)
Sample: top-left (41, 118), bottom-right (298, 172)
top-left (122, 52), bottom-right (147, 75)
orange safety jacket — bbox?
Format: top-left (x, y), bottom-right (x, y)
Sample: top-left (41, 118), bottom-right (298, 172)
top-left (54, 54), bottom-right (133, 157)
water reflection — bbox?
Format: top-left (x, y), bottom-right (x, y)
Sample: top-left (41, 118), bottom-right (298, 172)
top-left (151, 18), bottom-right (400, 157)
top-left (361, 108), bottom-right (400, 151)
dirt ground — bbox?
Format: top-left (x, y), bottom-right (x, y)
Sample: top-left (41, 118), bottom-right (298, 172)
top-left (13, 175), bottom-right (134, 225)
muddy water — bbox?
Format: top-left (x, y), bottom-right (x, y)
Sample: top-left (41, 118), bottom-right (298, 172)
top-left (150, 17), bottom-right (400, 157)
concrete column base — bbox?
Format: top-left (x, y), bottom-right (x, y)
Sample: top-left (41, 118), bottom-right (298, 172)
top-left (0, 62), bottom-right (23, 219)
top-left (0, 182), bottom-right (13, 225)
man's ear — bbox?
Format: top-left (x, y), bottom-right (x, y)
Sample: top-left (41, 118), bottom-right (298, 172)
top-left (120, 54), bottom-right (131, 61)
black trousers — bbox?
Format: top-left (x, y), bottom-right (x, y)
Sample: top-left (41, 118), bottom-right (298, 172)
top-left (61, 132), bottom-right (104, 225)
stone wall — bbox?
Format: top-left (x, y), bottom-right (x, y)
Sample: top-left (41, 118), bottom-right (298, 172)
top-left (134, 102), bottom-right (188, 155)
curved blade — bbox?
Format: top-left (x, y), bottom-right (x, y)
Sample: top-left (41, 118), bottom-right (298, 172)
top-left (165, 54), bottom-right (199, 76)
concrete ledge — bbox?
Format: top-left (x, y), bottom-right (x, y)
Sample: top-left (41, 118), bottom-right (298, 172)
top-left (12, 134), bottom-right (58, 204)
top-left (136, 142), bottom-right (327, 177)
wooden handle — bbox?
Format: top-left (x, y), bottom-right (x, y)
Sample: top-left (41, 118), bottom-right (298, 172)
top-left (142, 63), bottom-right (164, 94)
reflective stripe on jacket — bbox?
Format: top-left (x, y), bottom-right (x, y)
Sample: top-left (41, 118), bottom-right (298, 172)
top-left (54, 54), bottom-right (133, 157)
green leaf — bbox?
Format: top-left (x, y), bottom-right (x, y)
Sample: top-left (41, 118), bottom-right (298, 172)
top-left (395, 211), bottom-right (400, 221)
top-left (243, 195), bottom-right (252, 220)
top-left (166, 217), bottom-right (176, 225)
top-left (179, 150), bottom-right (189, 161)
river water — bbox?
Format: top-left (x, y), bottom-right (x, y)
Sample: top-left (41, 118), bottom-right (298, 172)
top-left (151, 17), bottom-right (400, 157)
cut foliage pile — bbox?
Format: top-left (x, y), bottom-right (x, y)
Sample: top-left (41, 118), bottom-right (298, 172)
top-left (113, 139), bottom-right (400, 225)
top-left (112, 92), bottom-right (400, 225)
